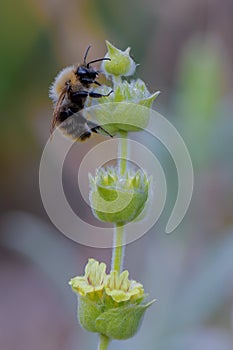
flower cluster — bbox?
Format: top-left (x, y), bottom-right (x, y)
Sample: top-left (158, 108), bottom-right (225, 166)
top-left (70, 258), bottom-right (144, 303)
top-left (85, 41), bottom-right (160, 135)
top-left (69, 259), bottom-right (154, 340)
top-left (89, 167), bottom-right (150, 224)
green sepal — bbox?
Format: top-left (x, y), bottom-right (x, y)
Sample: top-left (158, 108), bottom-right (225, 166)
top-left (138, 91), bottom-right (160, 108)
top-left (78, 296), bottom-right (103, 333)
top-left (91, 186), bottom-right (148, 224)
top-left (97, 185), bottom-right (118, 202)
top-left (95, 301), bottom-right (155, 340)
top-left (91, 103), bottom-right (151, 134)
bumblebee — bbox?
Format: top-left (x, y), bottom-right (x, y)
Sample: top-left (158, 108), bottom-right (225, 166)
top-left (49, 46), bottom-right (112, 141)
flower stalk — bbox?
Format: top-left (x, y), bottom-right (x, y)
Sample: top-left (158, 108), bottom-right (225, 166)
top-left (68, 41), bottom-right (159, 349)
top-left (98, 334), bottom-right (110, 350)
top-left (112, 75), bottom-right (122, 90)
top-left (111, 129), bottom-right (129, 274)
top-left (111, 223), bottom-right (125, 273)
top-left (118, 130), bottom-right (128, 176)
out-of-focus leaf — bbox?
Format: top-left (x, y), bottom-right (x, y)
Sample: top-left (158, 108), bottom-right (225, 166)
top-left (174, 38), bottom-right (224, 167)
top-left (0, 1), bottom-right (41, 105)
top-left (158, 329), bottom-right (233, 350)
top-left (0, 1), bottom-right (55, 165)
top-left (164, 228), bottom-right (233, 332)
top-left (87, 0), bottom-right (155, 62)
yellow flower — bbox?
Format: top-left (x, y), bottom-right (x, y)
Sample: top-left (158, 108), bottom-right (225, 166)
top-left (69, 258), bottom-right (107, 297)
top-left (105, 270), bottom-right (144, 303)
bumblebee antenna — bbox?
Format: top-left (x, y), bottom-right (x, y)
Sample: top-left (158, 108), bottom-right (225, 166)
top-left (84, 45), bottom-right (91, 65)
top-left (87, 57), bottom-right (110, 68)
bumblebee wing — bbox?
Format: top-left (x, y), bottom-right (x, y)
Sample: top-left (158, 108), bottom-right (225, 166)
top-left (50, 87), bottom-right (68, 133)
top-left (59, 112), bottom-right (92, 141)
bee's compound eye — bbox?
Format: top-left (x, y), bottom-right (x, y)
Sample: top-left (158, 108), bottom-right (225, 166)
top-left (76, 66), bottom-right (87, 75)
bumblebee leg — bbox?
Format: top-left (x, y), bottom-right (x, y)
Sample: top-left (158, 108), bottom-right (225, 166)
top-left (71, 91), bottom-right (89, 102)
top-left (71, 90), bottom-right (113, 102)
top-left (94, 81), bottom-right (101, 86)
top-left (59, 108), bottom-right (74, 121)
top-left (87, 120), bottom-right (113, 138)
top-left (89, 90), bottom-right (113, 98)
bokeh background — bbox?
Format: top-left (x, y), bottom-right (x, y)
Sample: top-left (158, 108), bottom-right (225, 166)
top-left (0, 0), bottom-right (233, 349)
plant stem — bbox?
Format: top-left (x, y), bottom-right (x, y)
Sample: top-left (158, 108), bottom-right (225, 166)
top-left (111, 223), bottom-right (125, 273)
top-left (98, 334), bottom-right (110, 350)
top-left (112, 75), bottom-right (122, 89)
top-left (111, 130), bottom-right (128, 273)
top-left (118, 130), bottom-right (128, 176)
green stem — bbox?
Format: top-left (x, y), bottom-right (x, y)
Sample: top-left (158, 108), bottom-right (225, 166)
top-left (111, 130), bottom-right (128, 273)
top-left (98, 334), bottom-right (110, 350)
top-left (118, 130), bottom-right (128, 176)
top-left (112, 75), bottom-right (122, 89)
top-left (111, 224), bottom-right (125, 273)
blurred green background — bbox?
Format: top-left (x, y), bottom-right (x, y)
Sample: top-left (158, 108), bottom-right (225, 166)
top-left (0, 0), bottom-right (233, 349)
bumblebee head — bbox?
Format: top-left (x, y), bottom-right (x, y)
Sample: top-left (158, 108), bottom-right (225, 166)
top-left (75, 45), bottom-right (110, 85)
top-left (76, 65), bottom-right (99, 85)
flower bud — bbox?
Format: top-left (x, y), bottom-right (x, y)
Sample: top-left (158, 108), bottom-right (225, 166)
top-left (102, 41), bottom-right (136, 77)
top-left (89, 168), bottom-right (150, 224)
